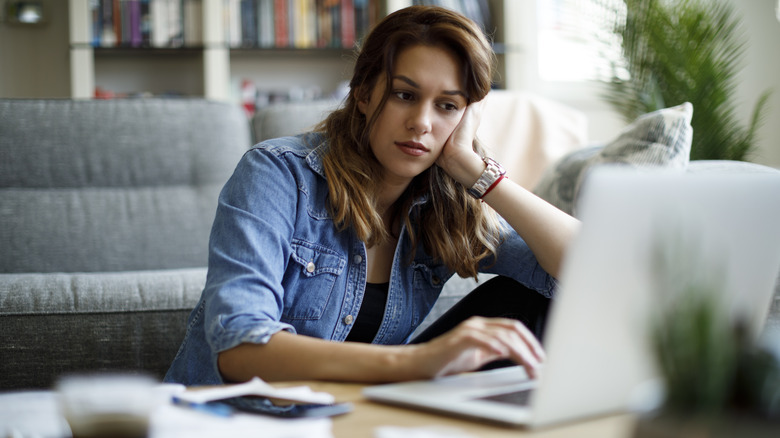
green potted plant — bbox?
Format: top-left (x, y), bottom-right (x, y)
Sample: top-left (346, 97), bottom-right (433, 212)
top-left (633, 234), bottom-right (780, 437)
top-left (604, 0), bottom-right (772, 161)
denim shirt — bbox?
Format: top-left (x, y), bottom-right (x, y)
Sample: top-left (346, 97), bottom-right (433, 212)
top-left (164, 133), bottom-right (556, 386)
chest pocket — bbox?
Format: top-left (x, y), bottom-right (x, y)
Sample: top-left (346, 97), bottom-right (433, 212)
top-left (282, 240), bottom-right (346, 320)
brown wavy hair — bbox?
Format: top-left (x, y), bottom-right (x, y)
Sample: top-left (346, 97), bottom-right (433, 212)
top-left (317, 5), bottom-right (503, 279)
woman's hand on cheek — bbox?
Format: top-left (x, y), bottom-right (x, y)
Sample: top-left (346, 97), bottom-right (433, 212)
top-left (436, 99), bottom-right (488, 187)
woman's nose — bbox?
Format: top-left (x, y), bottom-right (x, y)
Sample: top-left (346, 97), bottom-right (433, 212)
top-left (406, 104), bottom-right (432, 135)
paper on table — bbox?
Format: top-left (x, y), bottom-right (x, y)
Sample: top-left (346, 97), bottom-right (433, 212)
top-left (0, 387), bottom-right (333, 438)
top-left (176, 376), bottom-right (335, 405)
top-left (0, 391), bottom-right (70, 438)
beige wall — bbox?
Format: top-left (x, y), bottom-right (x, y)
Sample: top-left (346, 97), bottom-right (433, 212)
top-left (0, 0), bottom-right (70, 98)
top-left (730, 0), bottom-right (780, 167)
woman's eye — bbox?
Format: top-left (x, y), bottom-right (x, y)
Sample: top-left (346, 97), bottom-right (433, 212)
top-left (394, 91), bottom-right (414, 101)
top-left (438, 102), bottom-right (459, 111)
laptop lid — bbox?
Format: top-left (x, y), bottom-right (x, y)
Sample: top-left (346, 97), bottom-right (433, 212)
top-left (531, 168), bottom-right (780, 426)
top-left (364, 168), bottom-right (780, 428)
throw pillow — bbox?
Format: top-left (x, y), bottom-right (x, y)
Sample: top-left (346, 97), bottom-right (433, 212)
top-left (533, 102), bottom-right (693, 216)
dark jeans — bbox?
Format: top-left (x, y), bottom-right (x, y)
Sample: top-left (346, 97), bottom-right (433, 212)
top-left (410, 276), bottom-right (553, 368)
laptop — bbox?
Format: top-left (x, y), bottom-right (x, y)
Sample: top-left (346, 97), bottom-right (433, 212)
top-left (363, 167), bottom-right (780, 428)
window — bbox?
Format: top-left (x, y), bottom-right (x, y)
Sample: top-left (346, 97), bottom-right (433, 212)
top-left (537, 0), bottom-right (627, 83)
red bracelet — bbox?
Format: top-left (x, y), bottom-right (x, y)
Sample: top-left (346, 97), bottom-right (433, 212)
top-left (481, 174), bottom-right (506, 199)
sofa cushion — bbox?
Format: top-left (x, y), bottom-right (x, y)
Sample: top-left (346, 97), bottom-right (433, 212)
top-left (1, 185), bottom-right (222, 273)
top-left (0, 99), bottom-right (249, 189)
top-left (0, 268), bottom-right (205, 389)
top-left (251, 99), bottom-right (341, 143)
top-left (534, 102), bottom-right (693, 216)
top-left (0, 99), bottom-right (251, 273)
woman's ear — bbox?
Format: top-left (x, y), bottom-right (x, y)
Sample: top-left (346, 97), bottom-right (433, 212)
top-left (355, 81), bottom-right (377, 116)
top-left (357, 91), bottom-right (369, 115)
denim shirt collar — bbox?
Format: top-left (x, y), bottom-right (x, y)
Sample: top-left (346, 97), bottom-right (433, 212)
top-left (304, 133), bottom-right (328, 178)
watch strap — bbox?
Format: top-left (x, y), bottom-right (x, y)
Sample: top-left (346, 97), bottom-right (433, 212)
top-left (467, 157), bottom-right (506, 199)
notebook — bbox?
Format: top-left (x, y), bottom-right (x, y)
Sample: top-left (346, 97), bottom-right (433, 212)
top-left (363, 167), bottom-right (780, 428)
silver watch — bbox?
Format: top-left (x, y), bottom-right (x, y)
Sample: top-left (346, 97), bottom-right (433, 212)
top-left (467, 157), bottom-right (506, 199)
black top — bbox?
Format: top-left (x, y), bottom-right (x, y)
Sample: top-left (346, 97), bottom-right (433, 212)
top-left (344, 282), bottom-right (389, 343)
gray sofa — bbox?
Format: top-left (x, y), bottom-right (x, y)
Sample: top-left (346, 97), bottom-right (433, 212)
top-left (0, 99), bottom-right (250, 390)
top-left (2, 96), bottom-right (778, 391)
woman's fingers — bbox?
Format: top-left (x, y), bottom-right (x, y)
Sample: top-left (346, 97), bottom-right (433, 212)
top-left (420, 316), bottom-right (547, 379)
top-left (447, 99), bottom-right (485, 151)
top-left (435, 99), bottom-right (486, 180)
top-left (488, 318), bottom-right (546, 362)
top-left (455, 99), bottom-right (485, 139)
top-left (467, 317), bottom-right (545, 379)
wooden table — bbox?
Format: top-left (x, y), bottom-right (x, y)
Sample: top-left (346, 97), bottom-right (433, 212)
top-left (276, 381), bottom-right (638, 438)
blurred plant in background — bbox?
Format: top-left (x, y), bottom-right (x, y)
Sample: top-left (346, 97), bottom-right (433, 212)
top-left (640, 227), bottom-right (780, 436)
top-left (604, 0), bottom-right (772, 161)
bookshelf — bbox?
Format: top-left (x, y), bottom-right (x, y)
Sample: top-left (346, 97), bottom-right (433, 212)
top-left (68, 0), bottom-right (510, 102)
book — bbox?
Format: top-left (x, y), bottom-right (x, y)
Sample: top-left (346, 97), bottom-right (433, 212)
top-left (113, 0), bottom-right (122, 46)
top-left (90, 0), bottom-right (101, 46)
top-left (241, 0), bottom-right (257, 47)
top-left (183, 0), bottom-right (203, 46)
top-left (340, 0), bottom-right (354, 48)
top-left (100, 0), bottom-right (117, 46)
top-left (274, 0), bottom-right (289, 47)
top-left (166, 0), bottom-right (184, 47)
top-left (151, 0), bottom-right (168, 46)
top-left (129, 0), bottom-right (142, 47)
top-left (292, 0), bottom-right (316, 48)
top-left (258, 0), bottom-right (275, 47)
top-left (140, 0), bottom-right (151, 46)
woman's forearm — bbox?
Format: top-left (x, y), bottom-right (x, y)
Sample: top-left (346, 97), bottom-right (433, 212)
top-left (217, 314), bottom-right (546, 383)
top-left (217, 331), bottom-right (420, 383)
top-left (482, 178), bottom-right (580, 279)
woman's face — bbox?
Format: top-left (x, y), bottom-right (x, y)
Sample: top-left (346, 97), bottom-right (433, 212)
top-left (358, 44), bottom-right (468, 187)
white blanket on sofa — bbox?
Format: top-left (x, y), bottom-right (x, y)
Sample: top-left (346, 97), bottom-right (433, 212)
top-left (477, 90), bottom-right (588, 189)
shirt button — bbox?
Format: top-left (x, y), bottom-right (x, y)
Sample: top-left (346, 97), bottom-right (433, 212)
top-left (306, 261), bottom-right (315, 273)
top-left (432, 275), bottom-right (441, 285)
top-left (352, 254), bottom-right (363, 264)
top-left (343, 315), bottom-right (354, 325)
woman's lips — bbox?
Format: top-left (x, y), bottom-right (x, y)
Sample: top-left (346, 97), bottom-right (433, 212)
top-left (395, 141), bottom-right (429, 156)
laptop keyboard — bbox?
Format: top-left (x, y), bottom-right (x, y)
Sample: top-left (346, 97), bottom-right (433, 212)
top-left (477, 389), bottom-right (534, 406)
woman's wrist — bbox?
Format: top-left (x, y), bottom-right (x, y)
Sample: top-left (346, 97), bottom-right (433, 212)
top-left (441, 150), bottom-right (486, 188)
top-left (385, 344), bottom-right (429, 381)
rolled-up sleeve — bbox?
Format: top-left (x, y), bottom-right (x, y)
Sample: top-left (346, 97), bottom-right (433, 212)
top-left (482, 218), bottom-right (559, 298)
top-left (202, 146), bottom-right (299, 354)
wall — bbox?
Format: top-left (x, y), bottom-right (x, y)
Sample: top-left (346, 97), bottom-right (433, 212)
top-left (0, 0), bottom-right (70, 98)
top-left (730, 0), bottom-right (780, 167)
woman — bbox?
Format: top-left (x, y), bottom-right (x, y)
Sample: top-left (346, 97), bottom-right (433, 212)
top-left (165, 6), bottom-right (579, 387)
